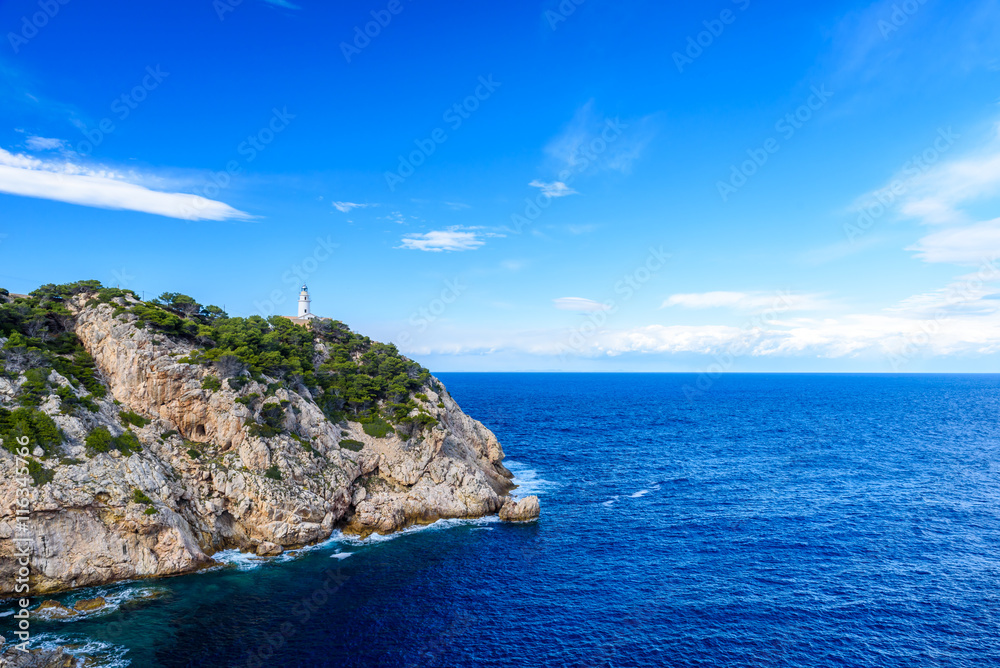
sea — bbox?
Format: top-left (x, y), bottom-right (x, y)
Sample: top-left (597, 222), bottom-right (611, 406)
top-left (4, 373), bottom-right (1000, 667)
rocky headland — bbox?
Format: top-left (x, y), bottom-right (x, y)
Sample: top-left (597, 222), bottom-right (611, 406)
top-left (0, 282), bottom-right (539, 602)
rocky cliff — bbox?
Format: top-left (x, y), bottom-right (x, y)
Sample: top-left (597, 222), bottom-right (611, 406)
top-left (0, 284), bottom-right (537, 597)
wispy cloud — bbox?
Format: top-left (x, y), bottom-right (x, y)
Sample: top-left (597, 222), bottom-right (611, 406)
top-left (332, 201), bottom-right (376, 213)
top-left (863, 119), bottom-right (1000, 265)
top-left (661, 291), bottom-right (825, 312)
top-left (544, 101), bottom-right (656, 177)
top-left (898, 144), bottom-right (1000, 226)
top-left (908, 217), bottom-right (1000, 264)
top-left (24, 136), bottom-right (65, 151)
top-left (529, 180), bottom-right (578, 198)
top-left (399, 226), bottom-right (490, 252)
top-left (553, 297), bottom-right (611, 312)
top-left (0, 147), bottom-right (250, 221)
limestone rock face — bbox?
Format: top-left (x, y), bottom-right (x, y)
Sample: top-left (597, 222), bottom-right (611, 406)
top-left (256, 541), bottom-right (283, 556)
top-left (0, 646), bottom-right (79, 667)
top-left (0, 294), bottom-right (525, 595)
top-left (499, 495), bottom-right (541, 522)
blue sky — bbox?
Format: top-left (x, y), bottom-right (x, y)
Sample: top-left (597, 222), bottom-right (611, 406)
top-left (1, 0), bottom-right (1000, 372)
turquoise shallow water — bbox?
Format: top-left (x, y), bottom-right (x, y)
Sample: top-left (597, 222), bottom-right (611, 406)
top-left (4, 373), bottom-right (1000, 667)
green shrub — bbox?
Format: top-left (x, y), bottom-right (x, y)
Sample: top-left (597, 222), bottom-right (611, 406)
top-left (112, 430), bottom-right (141, 455)
top-left (264, 465), bottom-right (282, 480)
top-left (119, 410), bottom-right (151, 428)
top-left (85, 427), bottom-right (113, 454)
top-left (160, 430), bottom-right (178, 440)
top-left (26, 459), bottom-right (54, 486)
top-left (235, 393), bottom-right (260, 407)
top-left (437, 402), bottom-right (445, 408)
top-left (56, 385), bottom-right (99, 415)
top-left (132, 489), bottom-right (153, 505)
top-left (201, 375), bottom-right (222, 391)
top-left (143, 506), bottom-right (158, 515)
top-left (361, 416), bottom-right (394, 438)
top-left (85, 427), bottom-right (141, 456)
top-left (0, 407), bottom-right (63, 454)
top-left (398, 412), bottom-right (439, 434)
top-left (186, 448), bottom-right (201, 459)
top-left (415, 393), bottom-right (428, 401)
top-left (50, 350), bottom-right (107, 398)
top-left (339, 439), bottom-right (364, 452)
top-left (247, 402), bottom-right (285, 438)
top-left (17, 367), bottom-right (52, 407)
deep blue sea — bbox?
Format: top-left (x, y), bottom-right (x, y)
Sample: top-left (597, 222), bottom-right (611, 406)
top-left (6, 373), bottom-right (1000, 667)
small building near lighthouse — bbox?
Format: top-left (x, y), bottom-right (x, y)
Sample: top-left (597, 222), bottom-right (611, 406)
top-left (283, 285), bottom-right (330, 326)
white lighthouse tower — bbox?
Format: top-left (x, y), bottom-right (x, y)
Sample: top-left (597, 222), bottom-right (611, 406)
top-left (298, 284), bottom-right (312, 318)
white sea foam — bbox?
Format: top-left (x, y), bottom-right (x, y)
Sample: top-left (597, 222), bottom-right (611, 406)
top-left (212, 515), bottom-right (501, 568)
top-left (29, 584), bottom-right (169, 624)
top-left (630, 490), bottom-right (650, 498)
top-left (602, 496), bottom-right (619, 507)
top-left (30, 633), bottom-right (131, 668)
top-left (211, 548), bottom-right (270, 571)
top-left (333, 515), bottom-right (503, 546)
top-left (505, 460), bottom-right (558, 499)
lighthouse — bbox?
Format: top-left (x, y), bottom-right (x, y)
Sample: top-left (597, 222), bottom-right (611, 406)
top-left (298, 285), bottom-right (312, 317)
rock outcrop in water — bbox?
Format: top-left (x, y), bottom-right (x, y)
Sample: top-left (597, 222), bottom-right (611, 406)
top-left (0, 284), bottom-right (535, 596)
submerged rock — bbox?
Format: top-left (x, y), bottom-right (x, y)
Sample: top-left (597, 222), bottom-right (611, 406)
top-left (33, 600), bottom-right (78, 620)
top-left (72, 597), bottom-right (106, 613)
top-left (499, 496), bottom-right (541, 522)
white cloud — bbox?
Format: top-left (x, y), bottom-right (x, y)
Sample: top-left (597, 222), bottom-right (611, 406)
top-left (0, 147), bottom-right (250, 221)
top-left (552, 297), bottom-right (611, 312)
top-left (899, 150), bottom-right (1000, 226)
top-left (381, 211), bottom-right (408, 225)
top-left (661, 291), bottom-right (824, 312)
top-left (332, 201), bottom-right (375, 213)
top-left (395, 312), bottom-right (1000, 361)
top-left (856, 119), bottom-right (1000, 265)
top-left (24, 136), bottom-right (65, 151)
top-left (908, 217), bottom-right (1000, 264)
top-left (399, 227), bottom-right (486, 252)
top-left (528, 180), bottom-right (578, 198)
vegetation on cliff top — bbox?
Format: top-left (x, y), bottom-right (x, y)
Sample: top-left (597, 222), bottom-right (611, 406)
top-left (0, 280), bottom-right (440, 441)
